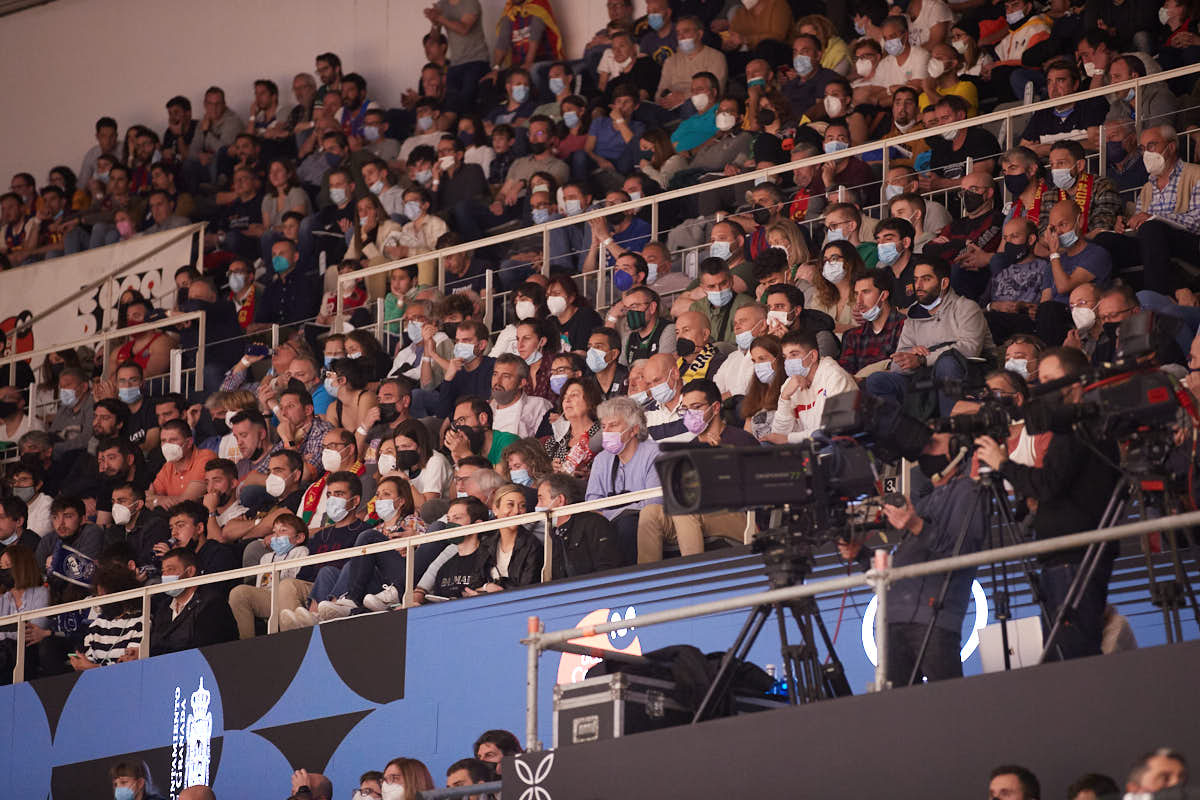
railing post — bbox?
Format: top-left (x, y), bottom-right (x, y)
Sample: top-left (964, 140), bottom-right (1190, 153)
top-left (14, 611), bottom-right (25, 683)
top-left (194, 313), bottom-right (207, 393)
top-left (869, 550), bottom-right (891, 692)
top-left (403, 543), bottom-right (416, 608)
top-left (267, 564), bottom-right (280, 634)
top-left (374, 296), bottom-right (386, 342)
top-left (483, 269), bottom-right (495, 331)
top-left (526, 615), bottom-right (542, 752)
top-left (438, 254), bottom-right (446, 293)
top-left (139, 589), bottom-right (152, 659)
top-left (596, 238), bottom-right (608, 310)
top-left (541, 225), bottom-right (551, 277)
top-left (542, 511), bottom-right (554, 583)
top-left (169, 349), bottom-right (183, 393)
top-left (1134, 80), bottom-right (1143, 138)
top-left (880, 143), bottom-right (890, 211)
top-left (1098, 123), bottom-right (1108, 178)
top-left (650, 198), bottom-right (659, 241)
top-left (335, 278), bottom-right (345, 336)
top-left (270, 324), bottom-right (280, 349)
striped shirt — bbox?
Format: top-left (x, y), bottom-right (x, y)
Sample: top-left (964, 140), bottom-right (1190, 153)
top-left (1139, 161), bottom-right (1200, 234)
top-left (82, 610), bottom-right (144, 665)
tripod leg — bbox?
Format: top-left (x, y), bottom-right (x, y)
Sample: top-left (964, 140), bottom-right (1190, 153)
top-left (692, 605), bottom-right (770, 724)
top-left (773, 604), bottom-right (799, 705)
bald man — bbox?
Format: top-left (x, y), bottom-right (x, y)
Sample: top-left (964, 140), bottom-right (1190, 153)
top-left (929, 171), bottom-right (1005, 303)
top-left (714, 302), bottom-right (766, 398)
top-left (1042, 200), bottom-right (1112, 306)
top-left (674, 310), bottom-right (727, 382)
top-left (642, 352), bottom-right (690, 442)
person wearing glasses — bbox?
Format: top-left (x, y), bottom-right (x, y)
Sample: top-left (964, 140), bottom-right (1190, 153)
top-left (1090, 285), bottom-right (1186, 368)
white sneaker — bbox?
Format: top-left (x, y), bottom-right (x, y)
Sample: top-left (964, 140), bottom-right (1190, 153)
top-left (292, 606), bottom-right (317, 627)
top-left (363, 585), bottom-right (400, 612)
top-left (317, 596), bottom-right (357, 621)
top-left (278, 609), bottom-right (298, 631)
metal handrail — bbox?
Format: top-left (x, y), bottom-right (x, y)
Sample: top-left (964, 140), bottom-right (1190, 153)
top-left (333, 59), bottom-right (1200, 329)
top-left (0, 483), bottom-right (664, 681)
top-left (518, 508), bottom-right (1200, 751)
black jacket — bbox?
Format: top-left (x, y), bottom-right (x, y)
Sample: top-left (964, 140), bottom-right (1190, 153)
top-left (103, 512), bottom-right (170, 569)
top-left (474, 527), bottom-right (543, 590)
top-left (999, 432), bottom-right (1119, 566)
top-left (149, 586), bottom-right (238, 656)
top-left (550, 512), bottom-right (622, 580)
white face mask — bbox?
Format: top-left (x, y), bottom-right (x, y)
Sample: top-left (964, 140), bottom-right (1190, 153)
top-left (265, 473), bottom-right (288, 497)
top-left (321, 448), bottom-right (342, 473)
top-left (691, 92), bottom-right (710, 112)
top-left (161, 442), bottom-right (184, 463)
top-left (1071, 305), bottom-right (1096, 331)
top-left (377, 453), bottom-right (397, 474)
top-left (515, 300), bottom-right (536, 320)
top-left (547, 295), bottom-right (568, 314)
top-left (111, 503), bottom-right (133, 526)
top-left (823, 96), bottom-right (844, 118)
top-left (715, 112), bottom-right (737, 131)
top-left (855, 58), bottom-right (873, 77)
top-left (438, 155), bottom-right (455, 170)
top-left (381, 783), bottom-right (406, 800)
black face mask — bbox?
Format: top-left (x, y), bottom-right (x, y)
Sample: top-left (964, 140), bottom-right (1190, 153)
top-left (459, 424), bottom-right (487, 452)
top-left (177, 287), bottom-right (189, 306)
top-left (1101, 321), bottom-right (1120, 339)
top-left (960, 190), bottom-right (986, 213)
top-left (1003, 173), bottom-right (1030, 196)
top-left (757, 109), bottom-right (777, 128)
top-left (918, 453), bottom-right (951, 480)
top-left (443, 322), bottom-right (460, 340)
top-left (529, 141), bottom-right (549, 156)
top-left (751, 206), bottom-right (771, 226)
top-left (607, 212), bottom-right (626, 227)
top-left (1000, 242), bottom-right (1028, 264)
top-left (378, 403), bottom-right (400, 424)
top-left (394, 449), bottom-right (421, 471)
top-left (0, 401), bottom-right (17, 417)
top-left (675, 337), bottom-right (696, 357)
top-left (0, 568), bottom-right (12, 593)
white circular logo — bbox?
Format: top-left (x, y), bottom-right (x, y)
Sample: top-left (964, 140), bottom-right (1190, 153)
top-left (860, 579), bottom-right (989, 666)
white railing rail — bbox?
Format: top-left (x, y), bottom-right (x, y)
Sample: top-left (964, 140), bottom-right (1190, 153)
top-left (0, 485), bottom-right (664, 682)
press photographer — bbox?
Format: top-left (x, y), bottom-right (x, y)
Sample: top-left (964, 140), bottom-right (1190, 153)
top-left (974, 346), bottom-right (1120, 660)
top-left (839, 432), bottom-right (987, 684)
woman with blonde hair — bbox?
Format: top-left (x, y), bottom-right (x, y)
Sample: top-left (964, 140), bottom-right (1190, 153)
top-left (764, 219), bottom-right (813, 283)
top-left (468, 483), bottom-right (543, 594)
top-left (795, 15), bottom-right (850, 76)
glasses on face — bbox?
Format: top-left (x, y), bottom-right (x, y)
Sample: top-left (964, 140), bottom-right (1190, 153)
top-left (1099, 306), bottom-right (1135, 323)
top-left (680, 403), bottom-right (712, 413)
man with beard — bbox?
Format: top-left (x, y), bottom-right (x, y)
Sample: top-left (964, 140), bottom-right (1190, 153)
top-left (864, 256), bottom-right (991, 416)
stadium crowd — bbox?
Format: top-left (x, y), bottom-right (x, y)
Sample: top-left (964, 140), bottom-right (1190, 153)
top-left (0, 0), bottom-right (1199, 720)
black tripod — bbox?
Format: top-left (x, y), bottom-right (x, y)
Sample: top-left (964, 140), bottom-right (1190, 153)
top-left (908, 468), bottom-right (1058, 686)
top-left (1040, 471), bottom-right (1200, 661)
top-left (692, 530), bottom-right (851, 723)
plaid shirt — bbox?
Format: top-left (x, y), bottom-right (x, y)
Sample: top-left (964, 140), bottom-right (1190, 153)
top-left (1038, 173), bottom-right (1121, 233)
top-left (1138, 160), bottom-right (1200, 234)
top-left (267, 417), bottom-right (333, 470)
top-left (838, 309), bottom-right (906, 375)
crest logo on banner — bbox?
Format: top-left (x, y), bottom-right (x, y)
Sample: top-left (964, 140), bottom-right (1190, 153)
top-left (171, 677), bottom-right (213, 798)
top-left (514, 752), bottom-right (554, 800)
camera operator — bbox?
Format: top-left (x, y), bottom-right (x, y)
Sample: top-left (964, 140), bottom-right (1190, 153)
top-left (974, 346), bottom-right (1120, 660)
top-left (838, 432), bottom-right (987, 683)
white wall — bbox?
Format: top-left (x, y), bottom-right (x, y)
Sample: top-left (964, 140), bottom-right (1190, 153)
top-left (0, 0), bottom-right (625, 184)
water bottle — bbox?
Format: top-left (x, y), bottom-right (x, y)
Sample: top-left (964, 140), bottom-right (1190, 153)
top-left (764, 664), bottom-right (788, 699)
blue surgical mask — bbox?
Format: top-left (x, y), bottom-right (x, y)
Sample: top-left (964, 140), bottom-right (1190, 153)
top-left (0, 532), bottom-right (17, 546)
top-left (919, 295), bottom-right (942, 312)
top-left (272, 254), bottom-right (291, 274)
top-left (549, 76), bottom-right (566, 94)
top-left (270, 537), bottom-right (295, 556)
top-left (883, 37), bottom-right (905, 56)
top-left (678, 37), bottom-right (696, 53)
top-left (525, 349), bottom-right (542, 366)
top-left (631, 389), bottom-right (651, 407)
top-left (707, 287), bottom-right (733, 307)
top-left (823, 140), bottom-right (848, 154)
top-left (324, 376), bottom-right (340, 398)
top-left (564, 198), bottom-right (582, 215)
top-left (325, 495), bottom-right (350, 523)
top-left (884, 183), bottom-right (904, 201)
top-left (563, 110), bottom-right (580, 128)
top-left (115, 787), bottom-right (135, 800)
top-left (118, 386), bottom-right (141, 404)
top-left (324, 355), bottom-right (335, 369)
top-left (613, 270), bottom-right (634, 292)
top-left (550, 373), bottom-right (569, 394)
top-left (1004, 358), bottom-right (1030, 379)
top-left (586, 348), bottom-right (609, 372)
top-left (375, 498), bottom-right (396, 519)
top-left (650, 380), bottom-right (675, 405)
top-left (1005, 9), bottom-right (1024, 25)
top-left (646, 261), bottom-right (659, 283)
top-left (648, 12), bottom-right (665, 29)
top-left (854, 20), bottom-right (866, 35)
top-left (825, 226), bottom-right (846, 244)
top-left (862, 302), bottom-right (883, 322)
top-left (511, 84), bottom-right (530, 102)
top-left (404, 200), bottom-right (422, 220)
top-left (415, 168), bottom-right (433, 185)
top-left (369, 179), bottom-right (384, 195)
top-left (510, 468), bottom-right (532, 486)
top-left (406, 320), bottom-right (423, 343)
top-left (877, 241), bottom-right (900, 265)
top-left (416, 115), bottom-right (434, 132)
top-left (160, 573), bottom-right (185, 597)
top-left (735, 329), bottom-right (755, 351)
top-left (59, 388), bottom-right (77, 407)
top-left (228, 272), bottom-right (247, 293)
top-left (1058, 229), bottom-right (1079, 249)
top-left (753, 361), bottom-right (775, 383)
top-left (709, 240), bottom-right (732, 260)
top-left (793, 54), bottom-right (813, 75)
top-left (784, 356), bottom-right (810, 378)
top-left (453, 342), bottom-right (476, 361)
top-left (532, 207), bottom-right (551, 224)
top-left (329, 187), bottom-right (347, 205)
